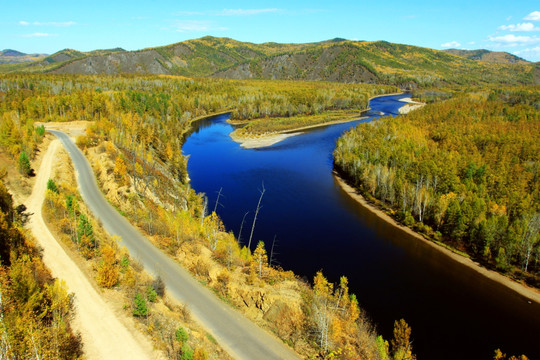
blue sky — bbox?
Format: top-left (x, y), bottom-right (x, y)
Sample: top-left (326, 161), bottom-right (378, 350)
top-left (2, 0), bottom-right (540, 61)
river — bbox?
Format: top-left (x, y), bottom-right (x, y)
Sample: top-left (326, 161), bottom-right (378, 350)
top-left (182, 94), bottom-right (540, 359)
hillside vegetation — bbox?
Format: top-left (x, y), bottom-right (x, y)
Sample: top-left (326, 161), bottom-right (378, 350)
top-left (334, 87), bottom-right (540, 285)
top-left (442, 49), bottom-right (529, 64)
top-left (1, 37), bottom-right (536, 88)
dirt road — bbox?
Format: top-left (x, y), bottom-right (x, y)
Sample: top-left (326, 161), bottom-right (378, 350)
top-left (25, 139), bottom-right (156, 360)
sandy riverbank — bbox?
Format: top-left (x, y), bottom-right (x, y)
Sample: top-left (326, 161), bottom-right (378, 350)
top-left (229, 130), bottom-right (303, 148)
top-left (229, 92), bottom-right (412, 149)
top-left (229, 115), bottom-right (369, 149)
top-left (333, 171), bottom-right (540, 305)
top-left (398, 97), bottom-right (425, 114)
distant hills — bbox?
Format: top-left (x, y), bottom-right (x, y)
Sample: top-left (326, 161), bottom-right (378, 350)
top-left (1, 37), bottom-right (537, 87)
top-left (0, 49), bottom-right (48, 64)
top-left (0, 47), bottom-right (124, 71)
top-left (442, 48), bottom-right (529, 64)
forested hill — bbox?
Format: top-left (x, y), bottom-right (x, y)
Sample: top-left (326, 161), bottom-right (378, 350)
top-left (1, 36), bottom-right (537, 87)
top-left (442, 48), bottom-right (529, 64)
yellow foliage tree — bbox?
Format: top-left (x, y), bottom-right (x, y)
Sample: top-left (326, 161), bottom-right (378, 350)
top-left (96, 244), bottom-right (120, 288)
top-left (252, 241), bottom-right (268, 278)
top-left (113, 156), bottom-right (127, 180)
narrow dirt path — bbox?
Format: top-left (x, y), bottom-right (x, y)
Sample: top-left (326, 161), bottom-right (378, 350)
top-left (25, 139), bottom-right (156, 360)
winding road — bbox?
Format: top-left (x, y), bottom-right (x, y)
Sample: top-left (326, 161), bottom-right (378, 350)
top-left (49, 130), bottom-right (300, 360)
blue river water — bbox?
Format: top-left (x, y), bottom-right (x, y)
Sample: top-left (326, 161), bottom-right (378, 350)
top-left (183, 94), bottom-right (540, 359)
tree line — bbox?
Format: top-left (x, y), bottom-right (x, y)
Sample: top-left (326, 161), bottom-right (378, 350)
top-left (334, 87), bottom-right (540, 284)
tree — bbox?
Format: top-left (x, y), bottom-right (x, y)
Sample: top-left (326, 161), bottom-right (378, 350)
top-left (18, 152), bottom-right (32, 176)
top-left (146, 285), bottom-right (157, 302)
top-left (113, 156), bottom-right (127, 180)
top-left (96, 245), bottom-right (119, 288)
top-left (176, 326), bottom-right (189, 343)
top-left (203, 212), bottom-right (224, 251)
top-left (391, 319), bottom-right (415, 360)
top-left (248, 183), bottom-right (265, 250)
top-left (253, 241), bottom-right (268, 278)
top-left (77, 213), bottom-right (96, 258)
top-left (312, 271), bottom-right (333, 354)
top-left (47, 179), bottom-right (59, 194)
top-left (520, 213), bottom-right (540, 273)
top-left (133, 293), bottom-right (148, 317)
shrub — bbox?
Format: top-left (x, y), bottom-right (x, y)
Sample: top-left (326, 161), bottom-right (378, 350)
top-left (146, 285), bottom-right (157, 302)
top-left (180, 343), bottom-right (194, 360)
top-left (36, 124), bottom-right (45, 136)
top-left (176, 326), bottom-right (189, 343)
top-left (153, 276), bottom-right (165, 297)
top-left (133, 293), bottom-right (148, 317)
top-left (47, 179), bottom-right (59, 193)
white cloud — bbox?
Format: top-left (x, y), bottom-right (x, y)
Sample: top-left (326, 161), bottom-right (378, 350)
top-left (216, 8), bottom-right (280, 16)
top-left (488, 34), bottom-right (540, 46)
top-left (524, 11), bottom-right (540, 21)
top-left (441, 40), bottom-right (461, 48)
top-left (468, 41), bottom-right (476, 45)
top-left (20, 32), bottom-right (57, 38)
top-left (513, 46), bottom-right (540, 61)
top-left (174, 20), bottom-right (227, 32)
top-left (499, 22), bottom-right (539, 32)
top-left (19, 20), bottom-right (76, 27)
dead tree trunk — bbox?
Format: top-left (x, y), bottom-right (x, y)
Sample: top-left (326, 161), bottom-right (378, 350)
top-left (247, 183), bottom-right (265, 251)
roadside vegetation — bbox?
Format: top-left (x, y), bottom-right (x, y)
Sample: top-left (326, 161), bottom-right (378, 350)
top-left (0, 180), bottom-right (82, 359)
top-left (42, 148), bottom-right (230, 360)
top-left (334, 87), bottom-right (540, 287)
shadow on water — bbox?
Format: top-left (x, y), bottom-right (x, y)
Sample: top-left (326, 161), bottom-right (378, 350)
top-left (183, 94), bottom-right (540, 359)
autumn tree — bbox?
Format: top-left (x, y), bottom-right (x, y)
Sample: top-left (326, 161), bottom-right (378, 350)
top-left (96, 244), bottom-right (119, 288)
top-left (312, 271), bottom-right (334, 354)
top-left (252, 241), bottom-right (268, 278)
top-left (391, 319), bottom-right (415, 360)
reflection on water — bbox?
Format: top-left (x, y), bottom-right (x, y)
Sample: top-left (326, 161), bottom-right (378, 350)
top-left (183, 95), bottom-right (540, 359)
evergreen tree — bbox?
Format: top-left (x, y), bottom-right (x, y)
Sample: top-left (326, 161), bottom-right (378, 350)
top-left (18, 151), bottom-right (32, 176)
top-left (133, 293), bottom-right (148, 317)
top-left (47, 178), bottom-right (59, 193)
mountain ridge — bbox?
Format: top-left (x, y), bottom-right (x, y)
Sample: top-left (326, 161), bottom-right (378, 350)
top-left (442, 48), bottom-right (529, 64)
top-left (1, 37), bottom-right (537, 87)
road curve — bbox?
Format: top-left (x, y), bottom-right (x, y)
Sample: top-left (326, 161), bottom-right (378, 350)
top-left (49, 130), bottom-right (300, 360)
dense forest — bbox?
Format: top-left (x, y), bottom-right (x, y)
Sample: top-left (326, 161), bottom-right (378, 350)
top-left (0, 73), bottom-right (410, 359)
top-left (334, 87), bottom-right (540, 284)
top-left (0, 74), bottom-right (395, 181)
top-left (0, 181), bottom-right (82, 358)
